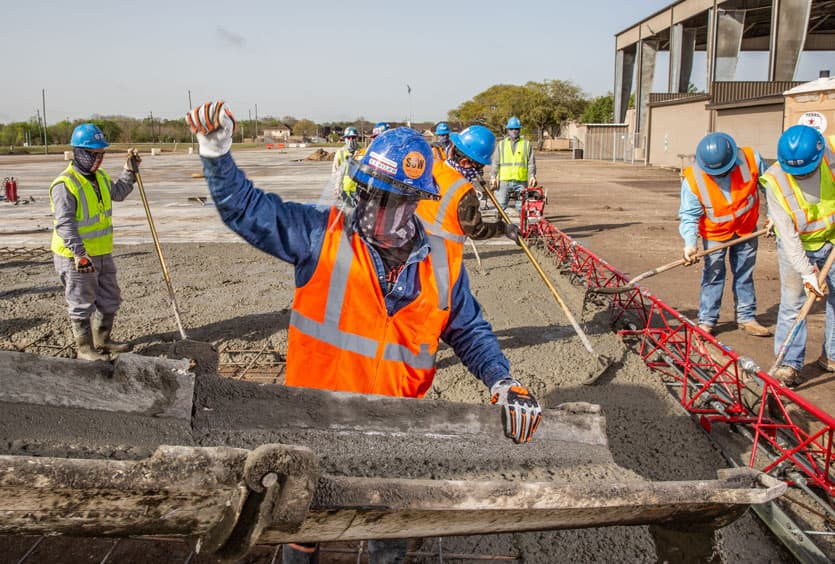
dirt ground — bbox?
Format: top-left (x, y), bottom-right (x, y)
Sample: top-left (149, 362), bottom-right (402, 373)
top-left (0, 149), bottom-right (827, 562)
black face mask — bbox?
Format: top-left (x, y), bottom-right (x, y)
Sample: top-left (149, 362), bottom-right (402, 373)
top-left (73, 148), bottom-right (104, 174)
top-left (355, 188), bottom-right (418, 249)
top-left (438, 134), bottom-right (450, 145)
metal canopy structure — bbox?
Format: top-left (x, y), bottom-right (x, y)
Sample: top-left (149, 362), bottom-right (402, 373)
top-left (614, 0), bottom-right (835, 139)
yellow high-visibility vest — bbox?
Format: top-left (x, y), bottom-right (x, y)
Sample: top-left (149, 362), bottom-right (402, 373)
top-left (497, 137), bottom-right (530, 182)
top-left (761, 139), bottom-right (835, 251)
top-left (49, 165), bottom-right (114, 257)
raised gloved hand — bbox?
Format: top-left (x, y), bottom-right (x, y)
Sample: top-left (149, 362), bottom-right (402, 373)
top-left (504, 222), bottom-right (520, 245)
top-left (74, 256), bottom-right (95, 273)
top-left (490, 378), bottom-right (542, 443)
top-left (186, 100), bottom-right (237, 158)
top-left (802, 271), bottom-right (826, 300)
top-left (527, 175), bottom-right (537, 188)
top-left (124, 148), bottom-right (141, 173)
top-left (682, 245), bottom-right (700, 266)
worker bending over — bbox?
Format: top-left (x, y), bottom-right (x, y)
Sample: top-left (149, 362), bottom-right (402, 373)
top-left (761, 125), bottom-right (835, 386)
top-left (418, 124), bottom-right (518, 246)
top-left (50, 124), bottom-right (138, 361)
top-left (679, 132), bottom-right (770, 338)
top-left (187, 101), bottom-right (541, 564)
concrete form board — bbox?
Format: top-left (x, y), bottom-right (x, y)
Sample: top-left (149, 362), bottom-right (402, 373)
top-left (714, 104), bottom-right (786, 159)
top-left (648, 99), bottom-right (711, 168)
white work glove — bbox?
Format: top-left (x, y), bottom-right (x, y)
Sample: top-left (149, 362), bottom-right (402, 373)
top-left (74, 256), bottom-right (95, 273)
top-left (764, 217), bottom-right (775, 237)
top-left (527, 175), bottom-right (537, 188)
top-left (682, 245), bottom-right (700, 266)
top-left (490, 378), bottom-right (541, 444)
top-left (186, 100), bottom-right (237, 158)
top-left (124, 148), bottom-right (141, 173)
top-left (802, 271), bottom-right (826, 300)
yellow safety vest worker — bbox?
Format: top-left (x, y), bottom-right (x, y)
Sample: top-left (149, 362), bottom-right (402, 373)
top-left (761, 138), bottom-right (835, 251)
top-left (497, 137), bottom-right (530, 182)
top-left (333, 148), bottom-right (359, 199)
top-left (49, 165), bottom-right (114, 258)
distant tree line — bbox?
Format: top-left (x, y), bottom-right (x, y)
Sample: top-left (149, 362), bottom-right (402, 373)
top-left (0, 80), bottom-right (622, 148)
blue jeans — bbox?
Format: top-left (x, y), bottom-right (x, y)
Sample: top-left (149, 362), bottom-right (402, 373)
top-left (497, 180), bottom-right (526, 209)
top-left (774, 240), bottom-right (835, 369)
top-left (697, 236), bottom-right (758, 326)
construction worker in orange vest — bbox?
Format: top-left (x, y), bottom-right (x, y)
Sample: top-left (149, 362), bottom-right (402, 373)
top-left (418, 124), bottom-right (518, 247)
top-left (187, 101), bottom-right (541, 564)
top-left (761, 125), bottom-right (835, 387)
top-left (679, 132), bottom-right (770, 338)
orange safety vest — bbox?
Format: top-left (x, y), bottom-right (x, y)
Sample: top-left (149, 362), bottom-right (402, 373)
top-left (416, 160), bottom-right (472, 245)
top-left (431, 143), bottom-right (448, 162)
top-left (683, 146), bottom-right (760, 241)
top-left (286, 208), bottom-right (462, 398)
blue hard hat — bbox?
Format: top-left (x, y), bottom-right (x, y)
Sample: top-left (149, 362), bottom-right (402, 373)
top-left (71, 123), bottom-right (109, 149)
top-left (778, 125), bottom-right (826, 176)
top-left (695, 132), bottom-right (738, 176)
top-left (505, 116), bottom-right (521, 130)
top-left (343, 126), bottom-right (359, 138)
top-left (371, 122), bottom-right (390, 138)
top-left (435, 122), bottom-right (451, 135)
top-left (347, 127), bottom-right (439, 200)
top-left (450, 125), bottom-right (496, 166)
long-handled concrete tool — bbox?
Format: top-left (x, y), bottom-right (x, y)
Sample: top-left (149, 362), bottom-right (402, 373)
top-left (767, 244), bottom-right (835, 377)
top-left (129, 152), bottom-right (189, 340)
top-left (476, 178), bottom-right (612, 383)
top-left (593, 228), bottom-right (769, 295)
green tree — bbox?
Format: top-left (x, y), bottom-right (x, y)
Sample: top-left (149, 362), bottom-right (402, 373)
top-left (293, 119), bottom-right (317, 138)
top-left (580, 94), bottom-right (614, 124)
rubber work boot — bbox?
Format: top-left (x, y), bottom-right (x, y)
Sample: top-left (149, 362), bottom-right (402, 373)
top-left (773, 365), bottom-right (801, 388)
top-left (92, 311), bottom-right (131, 354)
top-left (697, 323), bottom-right (714, 336)
top-left (738, 319), bottom-right (772, 337)
top-left (816, 355), bottom-right (835, 372)
top-left (71, 319), bottom-right (110, 361)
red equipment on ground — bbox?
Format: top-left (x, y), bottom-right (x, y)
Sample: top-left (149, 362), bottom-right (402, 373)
top-left (519, 185), bottom-right (547, 237)
top-left (3, 177), bottom-right (18, 203)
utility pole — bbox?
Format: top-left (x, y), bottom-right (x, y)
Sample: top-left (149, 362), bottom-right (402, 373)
top-left (188, 90), bottom-right (195, 153)
top-left (42, 89), bottom-right (48, 154)
top-left (150, 111), bottom-right (156, 143)
top-left (249, 109), bottom-right (252, 143)
top-left (36, 109), bottom-right (44, 150)
top-left (254, 104), bottom-right (259, 143)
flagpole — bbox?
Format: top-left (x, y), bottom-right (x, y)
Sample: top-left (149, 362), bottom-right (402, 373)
top-left (406, 84), bottom-right (412, 128)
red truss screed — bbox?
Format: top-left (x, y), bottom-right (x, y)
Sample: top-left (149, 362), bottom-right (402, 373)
top-left (518, 217), bottom-right (835, 496)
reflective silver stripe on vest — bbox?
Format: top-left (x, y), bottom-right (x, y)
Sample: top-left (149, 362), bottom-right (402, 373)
top-left (79, 226), bottom-right (113, 240)
top-left (62, 171), bottom-right (113, 228)
top-left (289, 228), bottom-right (449, 370)
top-left (426, 233), bottom-right (451, 311)
top-left (420, 177), bottom-right (469, 243)
top-left (769, 166), bottom-right (833, 234)
top-left (691, 151), bottom-right (756, 223)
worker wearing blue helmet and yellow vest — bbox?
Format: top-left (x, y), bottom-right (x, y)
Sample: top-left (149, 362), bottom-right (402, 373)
top-left (761, 125), bottom-right (835, 387)
top-left (679, 132), bottom-right (770, 339)
top-left (49, 123), bottom-right (139, 361)
top-left (418, 124), bottom-right (518, 249)
top-left (186, 101), bottom-right (542, 564)
top-left (332, 126), bottom-right (360, 205)
top-left (490, 116), bottom-right (536, 213)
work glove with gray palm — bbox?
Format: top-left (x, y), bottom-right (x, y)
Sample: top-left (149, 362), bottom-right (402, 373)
top-left (490, 378), bottom-right (541, 443)
top-left (504, 222), bottom-right (521, 245)
top-left (186, 100), bottom-right (237, 158)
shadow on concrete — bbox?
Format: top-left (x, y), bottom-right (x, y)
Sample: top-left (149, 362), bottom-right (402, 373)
top-left (0, 317), bottom-right (47, 339)
top-left (0, 285), bottom-right (61, 300)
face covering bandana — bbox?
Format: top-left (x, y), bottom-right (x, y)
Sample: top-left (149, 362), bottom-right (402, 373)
top-left (448, 157), bottom-right (482, 183)
top-left (508, 129), bottom-right (521, 140)
top-left (73, 148), bottom-right (104, 174)
top-left (355, 190), bottom-right (418, 250)
top-left (438, 134), bottom-right (450, 145)
top-left (346, 138), bottom-right (358, 152)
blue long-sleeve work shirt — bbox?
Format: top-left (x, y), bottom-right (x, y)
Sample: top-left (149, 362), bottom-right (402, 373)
top-left (202, 152), bottom-right (511, 389)
top-left (678, 152), bottom-right (767, 247)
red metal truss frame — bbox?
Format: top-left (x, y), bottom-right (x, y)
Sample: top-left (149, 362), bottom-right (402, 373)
top-left (522, 217), bottom-right (835, 496)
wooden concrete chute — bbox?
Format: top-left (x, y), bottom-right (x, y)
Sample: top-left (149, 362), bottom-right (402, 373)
top-left (0, 446), bottom-right (785, 561)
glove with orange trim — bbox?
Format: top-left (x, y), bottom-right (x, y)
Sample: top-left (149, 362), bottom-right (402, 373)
top-left (74, 255), bottom-right (95, 273)
top-left (490, 378), bottom-right (542, 443)
top-left (186, 100), bottom-right (237, 158)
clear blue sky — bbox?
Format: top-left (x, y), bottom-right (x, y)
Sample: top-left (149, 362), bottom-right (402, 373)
top-left (1, 0), bottom-right (831, 125)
